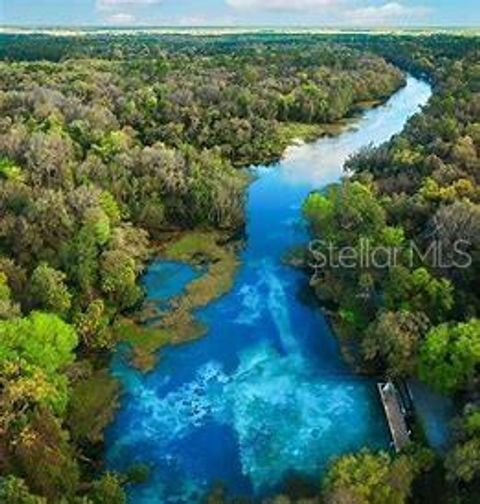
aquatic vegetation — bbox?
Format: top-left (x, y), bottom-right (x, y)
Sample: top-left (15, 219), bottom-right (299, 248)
top-left (1, 30), bottom-right (479, 504)
top-left (162, 232), bottom-right (241, 310)
top-left (277, 122), bottom-right (327, 145)
top-left (117, 232), bottom-right (240, 371)
top-left (105, 77), bottom-right (429, 503)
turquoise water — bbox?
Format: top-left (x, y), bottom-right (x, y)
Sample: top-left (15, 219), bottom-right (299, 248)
top-left (142, 261), bottom-right (199, 303)
top-left (106, 77), bottom-right (433, 503)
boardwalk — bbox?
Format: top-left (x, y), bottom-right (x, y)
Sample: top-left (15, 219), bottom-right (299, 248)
top-left (378, 382), bottom-right (411, 452)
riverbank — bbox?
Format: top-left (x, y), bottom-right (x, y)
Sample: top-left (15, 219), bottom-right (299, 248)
top-left (278, 119), bottom-right (350, 146)
top-left (66, 89), bottom-right (405, 476)
top-left (102, 76), bottom-right (434, 503)
top-left (111, 89), bottom-right (399, 372)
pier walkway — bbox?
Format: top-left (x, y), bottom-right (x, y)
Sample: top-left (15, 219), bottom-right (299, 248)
top-left (378, 382), bottom-right (411, 452)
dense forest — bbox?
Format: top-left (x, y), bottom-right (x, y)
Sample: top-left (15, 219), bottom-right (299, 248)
top-left (0, 31), bottom-right (479, 504)
top-left (303, 34), bottom-right (480, 503)
top-left (0, 33), bottom-right (404, 503)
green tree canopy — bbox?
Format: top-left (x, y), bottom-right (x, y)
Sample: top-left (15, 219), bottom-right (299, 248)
top-left (28, 263), bottom-right (72, 316)
top-left (418, 319), bottom-right (480, 393)
top-left (323, 450), bottom-right (421, 504)
top-left (89, 473), bottom-right (126, 504)
top-left (385, 266), bottom-right (454, 323)
top-left (363, 310), bottom-right (430, 378)
top-left (303, 180), bottom-right (386, 245)
top-left (0, 476), bottom-right (46, 504)
top-left (0, 271), bottom-right (20, 320)
top-left (445, 408), bottom-right (480, 485)
top-left (0, 312), bottom-right (78, 376)
top-left (100, 250), bottom-right (142, 310)
top-left (0, 312), bottom-right (78, 415)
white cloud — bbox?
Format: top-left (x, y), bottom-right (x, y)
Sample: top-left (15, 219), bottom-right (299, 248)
top-left (104, 12), bottom-right (137, 24)
top-left (97, 0), bottom-right (162, 11)
top-left (226, 0), bottom-right (339, 12)
top-left (176, 15), bottom-right (237, 26)
top-left (345, 2), bottom-right (431, 25)
top-left (225, 0), bottom-right (431, 25)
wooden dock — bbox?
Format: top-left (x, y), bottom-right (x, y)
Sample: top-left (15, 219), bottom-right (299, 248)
top-left (378, 382), bottom-right (411, 452)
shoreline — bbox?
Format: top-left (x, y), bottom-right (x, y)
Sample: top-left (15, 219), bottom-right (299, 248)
top-left (112, 80), bottom-right (407, 369)
top-left (90, 75), bottom-right (413, 484)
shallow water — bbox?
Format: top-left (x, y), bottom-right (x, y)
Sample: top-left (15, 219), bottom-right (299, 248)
top-left (142, 261), bottom-right (199, 303)
top-left (106, 77), bottom-right (433, 503)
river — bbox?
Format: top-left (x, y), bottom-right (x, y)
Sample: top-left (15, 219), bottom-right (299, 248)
top-left (105, 76), bottom-right (433, 503)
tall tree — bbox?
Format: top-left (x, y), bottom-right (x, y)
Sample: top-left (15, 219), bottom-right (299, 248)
top-left (418, 319), bottom-right (480, 393)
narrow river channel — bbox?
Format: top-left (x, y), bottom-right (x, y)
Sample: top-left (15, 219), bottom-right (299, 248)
top-left (106, 76), bottom-right (433, 503)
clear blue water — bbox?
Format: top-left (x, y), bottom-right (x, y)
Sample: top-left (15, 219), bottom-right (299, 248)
top-left (106, 77), bottom-right (433, 503)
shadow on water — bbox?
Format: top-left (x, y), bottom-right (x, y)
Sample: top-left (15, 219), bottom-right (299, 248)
top-left (106, 77), bottom-right (436, 504)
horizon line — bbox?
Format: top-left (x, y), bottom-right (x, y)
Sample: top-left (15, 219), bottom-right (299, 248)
top-left (1, 24), bottom-right (480, 31)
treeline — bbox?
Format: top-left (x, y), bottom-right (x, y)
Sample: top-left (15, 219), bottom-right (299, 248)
top-left (1, 35), bottom-right (404, 165)
top-left (303, 35), bottom-right (480, 503)
top-left (0, 35), bottom-right (404, 503)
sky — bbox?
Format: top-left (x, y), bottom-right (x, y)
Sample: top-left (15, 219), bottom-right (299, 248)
top-left (1, 0), bottom-right (479, 28)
